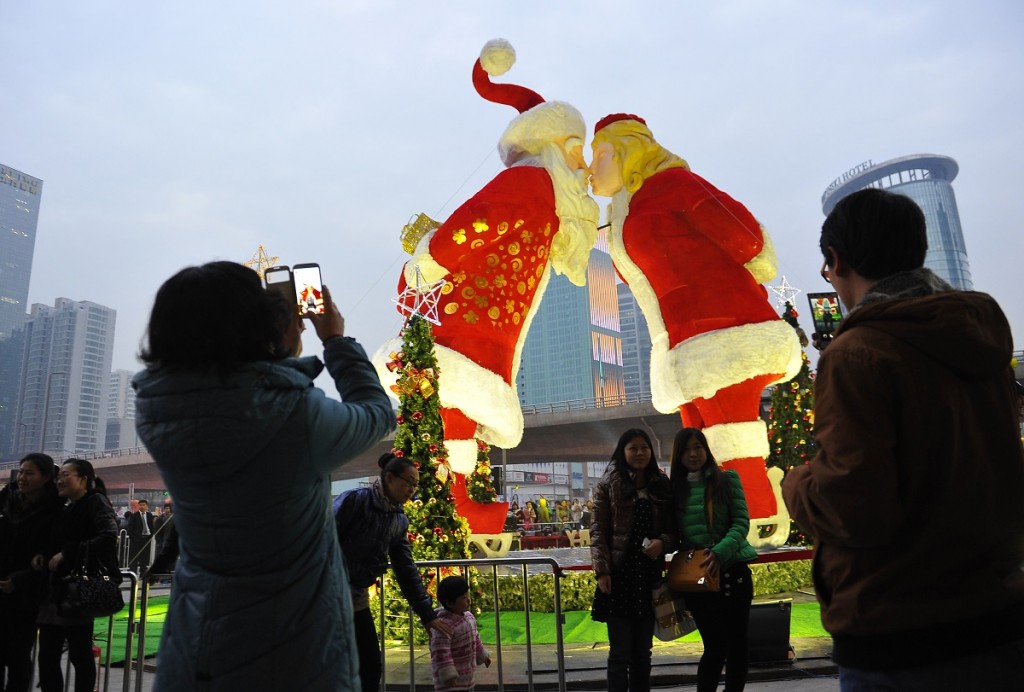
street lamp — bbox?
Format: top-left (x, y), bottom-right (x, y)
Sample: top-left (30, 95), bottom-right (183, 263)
top-left (40, 371), bottom-right (67, 454)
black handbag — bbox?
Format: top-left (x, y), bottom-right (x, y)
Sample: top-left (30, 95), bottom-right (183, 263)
top-left (58, 545), bottom-right (124, 619)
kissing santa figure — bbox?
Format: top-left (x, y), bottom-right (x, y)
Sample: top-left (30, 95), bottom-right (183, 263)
top-left (590, 114), bottom-right (801, 546)
top-left (376, 39), bottom-right (599, 473)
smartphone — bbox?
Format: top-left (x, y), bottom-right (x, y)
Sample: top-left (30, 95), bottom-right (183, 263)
top-left (292, 263), bottom-right (325, 317)
top-left (264, 266), bottom-right (296, 313)
top-left (807, 292), bottom-right (844, 345)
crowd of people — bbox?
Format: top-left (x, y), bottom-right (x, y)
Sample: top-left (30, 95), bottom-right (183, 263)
top-left (506, 497), bottom-right (592, 534)
top-left (2, 154), bottom-right (1021, 692)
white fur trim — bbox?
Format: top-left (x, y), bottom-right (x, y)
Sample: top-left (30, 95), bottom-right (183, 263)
top-left (747, 466), bottom-right (790, 548)
top-left (703, 421), bottom-right (769, 462)
top-left (403, 230), bottom-right (448, 285)
top-left (664, 321), bottom-right (802, 405)
top-left (480, 39), bottom-right (515, 76)
top-left (444, 439), bottom-right (478, 475)
top-left (499, 101), bottom-right (585, 167)
top-left (372, 339), bottom-right (524, 449)
top-left (743, 226), bottom-right (778, 284)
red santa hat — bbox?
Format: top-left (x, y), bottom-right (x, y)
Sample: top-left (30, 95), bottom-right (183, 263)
top-left (473, 39), bottom-right (585, 166)
top-left (594, 113), bottom-right (647, 134)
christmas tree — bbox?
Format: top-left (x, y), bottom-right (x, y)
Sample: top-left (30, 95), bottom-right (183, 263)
top-left (378, 315), bottom-right (470, 643)
top-left (765, 300), bottom-right (815, 546)
top-left (466, 440), bottom-right (499, 503)
top-left (388, 315), bottom-right (471, 560)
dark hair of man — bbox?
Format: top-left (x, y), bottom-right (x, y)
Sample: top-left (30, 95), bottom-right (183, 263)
top-left (377, 452), bottom-right (418, 485)
top-left (139, 261), bottom-right (286, 371)
top-left (63, 458), bottom-right (107, 495)
top-left (669, 427), bottom-right (730, 511)
top-left (820, 188), bottom-right (928, 280)
top-left (437, 575), bottom-right (469, 609)
top-left (610, 428), bottom-right (669, 499)
top-left (20, 452), bottom-right (57, 485)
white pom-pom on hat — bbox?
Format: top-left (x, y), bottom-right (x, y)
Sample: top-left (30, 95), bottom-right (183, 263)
top-left (480, 38), bottom-right (516, 76)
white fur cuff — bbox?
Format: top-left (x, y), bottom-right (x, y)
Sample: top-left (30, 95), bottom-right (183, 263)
top-left (703, 421), bottom-right (770, 462)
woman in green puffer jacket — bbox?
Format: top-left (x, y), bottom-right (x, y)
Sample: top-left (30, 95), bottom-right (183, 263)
top-left (670, 428), bottom-right (757, 692)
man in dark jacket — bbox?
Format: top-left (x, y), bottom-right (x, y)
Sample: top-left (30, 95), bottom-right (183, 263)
top-left (783, 188), bottom-right (1024, 689)
top-left (126, 499), bottom-right (155, 574)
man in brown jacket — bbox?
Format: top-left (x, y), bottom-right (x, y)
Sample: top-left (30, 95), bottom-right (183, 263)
top-left (783, 188), bottom-right (1024, 690)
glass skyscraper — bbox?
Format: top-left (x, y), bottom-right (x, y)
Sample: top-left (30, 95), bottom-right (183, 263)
top-left (821, 154), bottom-right (972, 289)
top-left (0, 163), bottom-right (43, 457)
top-left (0, 164), bottom-right (43, 339)
top-left (516, 232), bottom-right (624, 406)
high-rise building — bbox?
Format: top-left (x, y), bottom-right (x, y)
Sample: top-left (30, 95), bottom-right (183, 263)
top-left (10, 299), bottom-right (116, 456)
top-left (0, 164), bottom-right (43, 340)
top-left (105, 369), bottom-right (139, 450)
top-left (821, 154), bottom-right (972, 289)
top-left (516, 233), bottom-right (624, 406)
top-left (617, 284), bottom-right (652, 401)
top-left (0, 164), bottom-right (43, 458)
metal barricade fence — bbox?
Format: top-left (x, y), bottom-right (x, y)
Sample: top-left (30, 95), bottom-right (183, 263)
top-left (379, 555), bottom-right (569, 692)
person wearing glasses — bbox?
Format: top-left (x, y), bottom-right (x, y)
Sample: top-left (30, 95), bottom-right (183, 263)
top-left (34, 458), bottom-right (120, 692)
top-left (334, 452), bottom-right (450, 692)
top-left (133, 261), bottom-right (395, 691)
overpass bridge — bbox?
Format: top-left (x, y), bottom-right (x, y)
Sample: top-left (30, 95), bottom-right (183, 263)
top-left (1, 394), bottom-right (690, 493)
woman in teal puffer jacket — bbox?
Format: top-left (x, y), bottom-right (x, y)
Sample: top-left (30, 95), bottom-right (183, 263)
top-left (670, 428), bottom-right (757, 692)
top-left (133, 262), bottom-right (395, 692)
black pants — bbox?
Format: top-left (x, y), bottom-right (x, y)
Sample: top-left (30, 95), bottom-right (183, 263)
top-left (353, 606), bottom-right (382, 692)
top-left (606, 614), bottom-right (656, 692)
top-left (0, 604), bottom-right (37, 692)
top-left (37, 622), bottom-right (95, 692)
top-left (685, 562), bottom-right (753, 692)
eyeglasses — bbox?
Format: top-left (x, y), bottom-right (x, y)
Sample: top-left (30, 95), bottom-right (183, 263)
top-left (820, 258), bottom-right (832, 285)
top-left (394, 474), bottom-right (419, 490)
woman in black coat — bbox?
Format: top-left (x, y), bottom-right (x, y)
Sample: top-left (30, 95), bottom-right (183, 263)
top-left (33, 458), bottom-right (120, 692)
top-left (0, 453), bottom-right (63, 692)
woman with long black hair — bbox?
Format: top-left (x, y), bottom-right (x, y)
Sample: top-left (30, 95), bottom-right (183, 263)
top-left (589, 428), bottom-right (675, 691)
top-left (670, 428), bottom-right (758, 692)
top-left (0, 453), bottom-right (63, 692)
top-left (34, 458), bottom-right (120, 692)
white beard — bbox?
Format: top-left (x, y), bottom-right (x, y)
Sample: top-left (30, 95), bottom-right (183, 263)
top-left (514, 144), bottom-right (600, 287)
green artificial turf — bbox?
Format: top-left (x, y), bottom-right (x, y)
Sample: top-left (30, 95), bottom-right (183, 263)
top-left (94, 595), bottom-right (169, 665)
top-left (475, 602), bottom-right (828, 645)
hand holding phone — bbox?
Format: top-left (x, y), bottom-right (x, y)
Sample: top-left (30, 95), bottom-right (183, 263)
top-left (309, 285), bottom-right (344, 342)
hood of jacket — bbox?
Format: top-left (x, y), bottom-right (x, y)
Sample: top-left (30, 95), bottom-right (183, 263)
top-left (132, 356), bottom-right (324, 482)
top-left (838, 269), bottom-right (1012, 381)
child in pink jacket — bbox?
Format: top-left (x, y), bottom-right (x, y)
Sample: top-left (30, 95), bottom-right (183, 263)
top-left (429, 576), bottom-right (491, 690)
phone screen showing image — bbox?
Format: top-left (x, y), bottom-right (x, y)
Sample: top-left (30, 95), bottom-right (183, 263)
top-left (293, 264), bottom-right (324, 317)
top-left (807, 292), bottom-right (844, 337)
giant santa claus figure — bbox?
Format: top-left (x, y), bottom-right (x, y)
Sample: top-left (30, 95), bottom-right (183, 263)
top-left (590, 114), bottom-right (801, 546)
top-left (376, 39), bottom-right (599, 473)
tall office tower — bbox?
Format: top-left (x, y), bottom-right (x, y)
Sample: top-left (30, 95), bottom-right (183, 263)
top-left (105, 369), bottom-right (139, 450)
top-left (0, 164), bottom-right (43, 458)
top-left (11, 299), bottom-right (116, 456)
top-left (617, 283), bottom-right (652, 400)
top-left (516, 232), bottom-right (624, 406)
top-left (821, 154), bottom-right (972, 289)
top-left (0, 164), bottom-right (43, 340)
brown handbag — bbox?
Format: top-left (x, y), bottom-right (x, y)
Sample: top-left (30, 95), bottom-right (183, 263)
top-left (667, 492), bottom-right (720, 592)
top-left (666, 548), bottom-right (720, 592)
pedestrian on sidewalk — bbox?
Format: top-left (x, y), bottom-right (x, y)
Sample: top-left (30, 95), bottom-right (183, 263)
top-left (590, 428), bottom-right (675, 692)
top-left (783, 188), bottom-right (1024, 690)
top-left (429, 575), bottom-right (490, 690)
top-left (134, 261), bottom-right (396, 692)
top-left (334, 453), bottom-right (452, 692)
top-left (34, 459), bottom-right (121, 692)
top-left (0, 453), bottom-right (63, 692)
top-left (670, 427), bottom-right (757, 692)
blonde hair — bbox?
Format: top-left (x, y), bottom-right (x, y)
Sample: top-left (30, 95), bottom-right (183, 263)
top-left (592, 119), bottom-right (688, 195)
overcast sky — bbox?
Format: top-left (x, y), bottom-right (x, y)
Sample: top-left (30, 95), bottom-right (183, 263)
top-left (5, 0), bottom-right (1022, 378)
